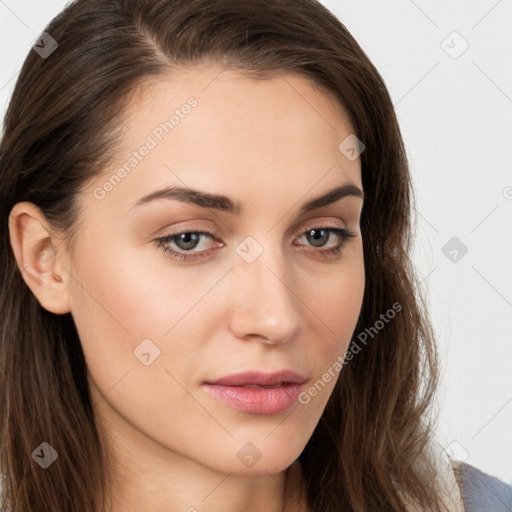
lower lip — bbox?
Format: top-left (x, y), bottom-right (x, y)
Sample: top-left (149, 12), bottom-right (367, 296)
top-left (202, 382), bottom-right (304, 414)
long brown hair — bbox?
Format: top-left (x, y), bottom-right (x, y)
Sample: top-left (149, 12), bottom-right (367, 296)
top-left (0, 0), bottom-right (451, 510)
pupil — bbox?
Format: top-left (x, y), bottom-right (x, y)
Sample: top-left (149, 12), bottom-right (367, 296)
top-left (308, 229), bottom-right (328, 247)
top-left (177, 233), bottom-right (199, 250)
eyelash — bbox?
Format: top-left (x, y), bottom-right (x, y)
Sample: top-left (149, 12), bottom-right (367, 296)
top-left (154, 226), bottom-right (357, 262)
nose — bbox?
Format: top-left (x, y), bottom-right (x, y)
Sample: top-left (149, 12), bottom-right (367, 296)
top-left (228, 247), bottom-right (302, 345)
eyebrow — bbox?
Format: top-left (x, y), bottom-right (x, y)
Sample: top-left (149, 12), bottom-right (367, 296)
top-left (128, 181), bottom-right (364, 216)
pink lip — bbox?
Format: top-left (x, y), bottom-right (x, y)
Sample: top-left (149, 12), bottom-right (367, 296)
top-left (202, 383), bottom-right (304, 414)
top-left (204, 369), bottom-right (307, 387)
top-left (202, 369), bottom-right (307, 415)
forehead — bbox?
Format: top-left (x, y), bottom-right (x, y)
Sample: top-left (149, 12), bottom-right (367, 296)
top-left (85, 64), bottom-right (362, 216)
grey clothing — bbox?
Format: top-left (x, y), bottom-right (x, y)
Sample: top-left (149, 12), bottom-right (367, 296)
top-left (456, 462), bottom-right (512, 512)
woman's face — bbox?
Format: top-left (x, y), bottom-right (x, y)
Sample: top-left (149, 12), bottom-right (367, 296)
top-left (64, 65), bottom-right (365, 476)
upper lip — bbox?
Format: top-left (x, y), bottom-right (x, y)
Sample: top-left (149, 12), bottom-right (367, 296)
top-left (204, 369), bottom-right (307, 387)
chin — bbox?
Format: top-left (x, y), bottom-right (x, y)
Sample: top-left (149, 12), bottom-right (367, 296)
top-left (205, 435), bottom-right (305, 477)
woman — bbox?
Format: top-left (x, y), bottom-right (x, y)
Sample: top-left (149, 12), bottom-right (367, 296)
top-left (0, 0), bottom-right (509, 511)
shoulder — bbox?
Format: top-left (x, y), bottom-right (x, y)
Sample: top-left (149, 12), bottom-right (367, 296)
top-left (454, 461), bottom-right (512, 512)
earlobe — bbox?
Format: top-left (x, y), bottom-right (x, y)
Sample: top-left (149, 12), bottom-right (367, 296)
top-left (8, 202), bottom-right (72, 315)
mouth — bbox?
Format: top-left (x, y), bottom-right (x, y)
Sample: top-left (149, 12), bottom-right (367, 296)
top-left (202, 381), bottom-right (305, 415)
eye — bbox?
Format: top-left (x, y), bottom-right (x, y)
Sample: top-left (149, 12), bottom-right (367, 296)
top-left (295, 227), bottom-right (357, 259)
top-left (154, 230), bottom-right (217, 261)
top-left (154, 226), bottom-right (357, 262)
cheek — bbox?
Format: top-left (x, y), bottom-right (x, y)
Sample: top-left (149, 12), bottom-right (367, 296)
top-left (67, 242), bottom-right (211, 441)
top-left (305, 255), bottom-right (365, 354)
top-left (66, 237), bottom-right (224, 393)
top-left (68, 235), bottom-right (203, 337)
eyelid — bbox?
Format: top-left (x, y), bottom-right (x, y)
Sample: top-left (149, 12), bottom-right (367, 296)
top-left (301, 218), bottom-right (347, 232)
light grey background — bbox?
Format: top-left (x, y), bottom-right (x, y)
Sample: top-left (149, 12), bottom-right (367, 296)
top-left (1, 0), bottom-right (511, 484)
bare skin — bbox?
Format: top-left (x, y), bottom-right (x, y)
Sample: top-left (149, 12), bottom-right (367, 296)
top-left (9, 64), bottom-right (365, 512)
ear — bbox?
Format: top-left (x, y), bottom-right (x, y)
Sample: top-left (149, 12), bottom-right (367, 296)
top-left (8, 202), bottom-right (72, 314)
